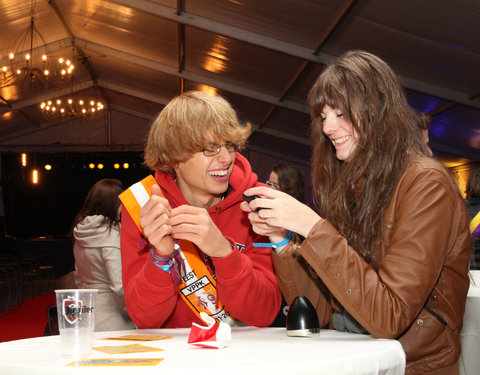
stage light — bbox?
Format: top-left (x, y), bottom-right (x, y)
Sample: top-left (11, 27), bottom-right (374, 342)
top-left (113, 163), bottom-right (120, 169)
top-left (21, 153), bottom-right (27, 167)
top-left (44, 164), bottom-right (52, 170)
top-left (123, 163), bottom-right (129, 169)
top-left (88, 163), bottom-right (95, 169)
top-left (32, 169), bottom-right (38, 184)
top-left (97, 163), bottom-right (104, 169)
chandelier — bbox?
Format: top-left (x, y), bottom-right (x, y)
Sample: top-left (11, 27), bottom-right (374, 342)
top-left (40, 95), bottom-right (105, 120)
top-left (1, 2), bottom-right (73, 89)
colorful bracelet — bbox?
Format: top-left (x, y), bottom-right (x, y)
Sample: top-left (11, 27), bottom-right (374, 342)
top-left (252, 231), bottom-right (293, 248)
top-left (150, 244), bottom-right (180, 273)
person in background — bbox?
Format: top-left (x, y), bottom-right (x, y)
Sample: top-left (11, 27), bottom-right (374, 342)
top-left (120, 91), bottom-right (281, 328)
top-left (417, 110), bottom-right (433, 156)
top-left (267, 162), bottom-right (306, 202)
top-left (73, 179), bottom-right (135, 332)
top-left (266, 162), bottom-right (306, 327)
top-left (466, 167), bottom-right (480, 269)
top-left (242, 50), bottom-right (470, 375)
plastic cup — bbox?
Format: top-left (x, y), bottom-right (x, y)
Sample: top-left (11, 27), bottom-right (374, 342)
top-left (55, 289), bottom-right (97, 358)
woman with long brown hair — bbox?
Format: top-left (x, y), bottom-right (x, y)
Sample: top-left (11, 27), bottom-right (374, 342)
top-left (73, 178), bottom-right (135, 331)
top-left (242, 50), bottom-right (470, 375)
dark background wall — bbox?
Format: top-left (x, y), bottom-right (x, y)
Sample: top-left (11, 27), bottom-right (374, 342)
top-left (1, 152), bottom-right (149, 238)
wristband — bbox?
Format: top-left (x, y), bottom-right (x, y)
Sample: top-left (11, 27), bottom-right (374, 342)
top-left (252, 231), bottom-right (293, 248)
top-left (150, 244), bottom-right (180, 273)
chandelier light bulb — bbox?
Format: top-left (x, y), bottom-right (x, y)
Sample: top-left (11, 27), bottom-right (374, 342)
top-left (9, 52), bottom-right (14, 60)
top-left (44, 69), bottom-right (49, 75)
top-left (2, 66), bottom-right (6, 72)
top-left (40, 102), bottom-right (45, 108)
top-left (16, 69), bottom-right (21, 74)
top-left (66, 60), bottom-right (71, 66)
top-left (60, 108), bottom-right (65, 113)
top-left (47, 100), bottom-right (52, 106)
top-left (82, 108), bottom-right (86, 114)
top-left (42, 54), bottom-right (47, 61)
top-left (25, 53), bottom-right (30, 61)
top-left (68, 98), bottom-right (73, 104)
top-left (59, 57), bottom-right (64, 64)
top-left (56, 99), bottom-right (61, 105)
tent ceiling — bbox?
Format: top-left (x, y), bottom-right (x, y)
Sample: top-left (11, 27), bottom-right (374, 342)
top-left (1, 0), bottom-right (479, 168)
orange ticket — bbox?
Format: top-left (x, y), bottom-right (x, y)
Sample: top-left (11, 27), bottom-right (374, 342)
top-left (67, 358), bottom-right (164, 366)
top-left (93, 343), bottom-right (164, 355)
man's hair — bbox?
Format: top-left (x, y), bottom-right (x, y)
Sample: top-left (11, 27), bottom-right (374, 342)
top-left (144, 91), bottom-right (251, 174)
top-left (307, 50), bottom-right (429, 269)
top-left (272, 162), bottom-right (305, 202)
top-left (466, 167), bottom-right (480, 198)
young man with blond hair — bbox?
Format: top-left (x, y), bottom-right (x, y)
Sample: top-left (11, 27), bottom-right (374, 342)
top-left (120, 91), bottom-right (281, 328)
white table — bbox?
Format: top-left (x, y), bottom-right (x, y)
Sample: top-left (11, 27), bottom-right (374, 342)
top-left (460, 270), bottom-right (480, 375)
top-left (0, 327), bottom-right (405, 375)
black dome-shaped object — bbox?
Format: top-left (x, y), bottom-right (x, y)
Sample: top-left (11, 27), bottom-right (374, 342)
top-left (286, 296), bottom-right (320, 337)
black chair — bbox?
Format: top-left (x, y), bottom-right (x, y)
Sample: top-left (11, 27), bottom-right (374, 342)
top-left (44, 303), bottom-right (59, 336)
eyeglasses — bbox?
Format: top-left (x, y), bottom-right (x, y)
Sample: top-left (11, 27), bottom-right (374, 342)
top-left (202, 142), bottom-right (239, 157)
top-left (266, 180), bottom-right (280, 190)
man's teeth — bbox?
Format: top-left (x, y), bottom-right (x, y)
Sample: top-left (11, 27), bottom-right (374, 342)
top-left (208, 170), bottom-right (228, 176)
top-left (332, 136), bottom-right (349, 145)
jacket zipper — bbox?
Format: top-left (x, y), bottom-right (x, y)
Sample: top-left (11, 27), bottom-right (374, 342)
top-left (424, 305), bottom-right (447, 326)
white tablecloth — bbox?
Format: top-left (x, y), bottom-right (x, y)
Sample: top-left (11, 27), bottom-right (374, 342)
top-left (0, 327), bottom-right (405, 375)
top-left (460, 270), bottom-right (480, 375)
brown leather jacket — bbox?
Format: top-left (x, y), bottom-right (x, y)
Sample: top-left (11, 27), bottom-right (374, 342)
top-left (273, 156), bottom-right (470, 375)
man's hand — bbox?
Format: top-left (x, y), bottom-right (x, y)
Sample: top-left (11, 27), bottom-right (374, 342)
top-left (139, 184), bottom-right (175, 255)
top-left (170, 205), bottom-right (233, 258)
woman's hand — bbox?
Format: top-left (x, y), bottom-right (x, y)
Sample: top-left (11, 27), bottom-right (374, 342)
top-left (241, 186), bottom-right (322, 239)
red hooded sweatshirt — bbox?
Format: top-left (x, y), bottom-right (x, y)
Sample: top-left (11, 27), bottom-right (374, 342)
top-left (120, 153), bottom-right (281, 328)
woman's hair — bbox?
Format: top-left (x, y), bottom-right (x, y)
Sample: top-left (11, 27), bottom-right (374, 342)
top-left (272, 162), bottom-right (305, 202)
top-left (72, 179), bottom-right (124, 231)
top-left (466, 167), bottom-right (480, 198)
top-left (144, 91), bottom-right (252, 174)
top-left (307, 50), bottom-right (429, 269)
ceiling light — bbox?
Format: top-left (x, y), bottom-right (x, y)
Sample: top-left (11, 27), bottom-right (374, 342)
top-left (40, 95), bottom-right (105, 120)
top-left (0, 1), bottom-right (74, 89)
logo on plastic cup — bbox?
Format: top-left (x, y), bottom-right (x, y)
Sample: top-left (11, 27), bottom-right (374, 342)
top-left (62, 298), bottom-right (94, 324)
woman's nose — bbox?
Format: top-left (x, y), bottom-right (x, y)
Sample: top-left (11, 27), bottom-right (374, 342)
top-left (323, 117), bottom-right (334, 135)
